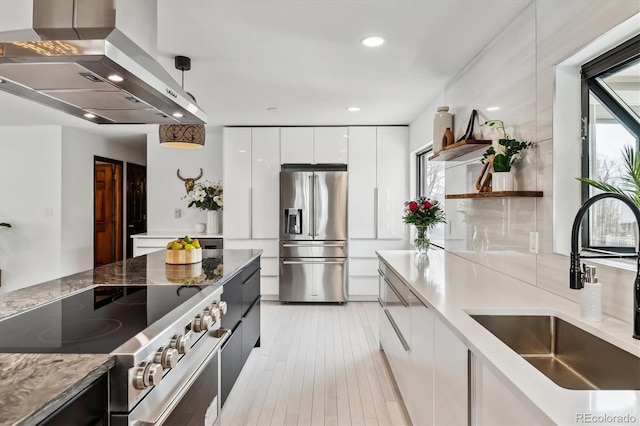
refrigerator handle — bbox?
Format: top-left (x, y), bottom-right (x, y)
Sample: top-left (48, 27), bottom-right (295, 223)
top-left (315, 174), bottom-right (320, 237)
top-left (308, 175), bottom-right (313, 237)
top-left (374, 187), bottom-right (379, 239)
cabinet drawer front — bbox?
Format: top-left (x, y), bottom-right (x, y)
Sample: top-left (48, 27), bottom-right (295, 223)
top-left (242, 269), bottom-right (261, 314)
top-left (348, 276), bottom-right (378, 297)
top-left (260, 276), bottom-right (279, 297)
top-left (242, 258), bottom-right (260, 281)
top-left (241, 298), bottom-right (261, 364)
top-left (260, 257), bottom-right (279, 277)
top-left (349, 258), bottom-right (378, 276)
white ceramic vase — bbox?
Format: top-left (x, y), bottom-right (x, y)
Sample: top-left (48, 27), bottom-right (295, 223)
top-left (207, 210), bottom-right (220, 234)
top-left (492, 171), bottom-right (514, 192)
top-left (433, 106), bottom-right (453, 155)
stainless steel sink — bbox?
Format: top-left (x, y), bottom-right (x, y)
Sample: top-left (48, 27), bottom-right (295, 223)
top-left (471, 315), bottom-right (640, 390)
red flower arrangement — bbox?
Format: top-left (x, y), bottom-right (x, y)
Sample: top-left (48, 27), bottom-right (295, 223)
top-left (402, 197), bottom-right (446, 230)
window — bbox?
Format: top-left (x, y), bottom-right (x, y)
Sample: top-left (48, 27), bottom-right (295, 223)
top-left (581, 35), bottom-right (640, 252)
top-left (416, 147), bottom-right (445, 247)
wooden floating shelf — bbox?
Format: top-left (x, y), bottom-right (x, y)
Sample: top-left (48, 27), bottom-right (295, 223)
top-left (446, 191), bottom-right (544, 199)
top-left (428, 139), bottom-right (491, 162)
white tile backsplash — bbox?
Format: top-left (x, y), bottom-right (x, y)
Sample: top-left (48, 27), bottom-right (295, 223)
top-left (413, 1), bottom-right (640, 325)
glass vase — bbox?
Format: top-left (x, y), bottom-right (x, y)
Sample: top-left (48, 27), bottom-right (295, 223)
top-left (414, 227), bottom-right (430, 255)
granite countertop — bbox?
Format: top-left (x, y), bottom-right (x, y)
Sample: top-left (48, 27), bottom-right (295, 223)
top-left (377, 249), bottom-right (640, 425)
top-left (0, 248), bottom-right (261, 426)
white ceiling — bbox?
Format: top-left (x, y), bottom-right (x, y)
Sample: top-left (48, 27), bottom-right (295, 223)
top-left (0, 0), bottom-right (531, 140)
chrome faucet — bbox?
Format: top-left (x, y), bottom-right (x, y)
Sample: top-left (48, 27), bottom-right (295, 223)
top-left (570, 192), bottom-right (640, 340)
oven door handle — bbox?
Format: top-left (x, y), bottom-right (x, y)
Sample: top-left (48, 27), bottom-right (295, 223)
top-left (139, 328), bottom-right (231, 426)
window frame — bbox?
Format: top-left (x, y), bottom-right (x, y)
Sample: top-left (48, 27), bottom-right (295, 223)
top-left (580, 34), bottom-right (640, 252)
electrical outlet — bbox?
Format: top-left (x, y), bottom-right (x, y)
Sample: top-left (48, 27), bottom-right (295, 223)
top-left (174, 208), bottom-right (181, 219)
top-left (529, 231), bottom-right (539, 254)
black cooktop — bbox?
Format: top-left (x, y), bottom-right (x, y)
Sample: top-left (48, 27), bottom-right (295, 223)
top-left (0, 285), bottom-right (202, 354)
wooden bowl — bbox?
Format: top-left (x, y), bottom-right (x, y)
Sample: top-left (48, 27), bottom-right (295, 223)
top-left (165, 262), bottom-right (204, 282)
top-left (165, 248), bottom-right (202, 264)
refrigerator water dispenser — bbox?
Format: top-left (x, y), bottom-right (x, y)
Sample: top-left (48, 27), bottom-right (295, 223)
top-left (285, 208), bottom-right (302, 234)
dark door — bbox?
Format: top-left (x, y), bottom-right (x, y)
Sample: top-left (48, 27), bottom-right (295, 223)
top-left (94, 159), bottom-right (123, 267)
top-left (126, 163), bottom-right (147, 258)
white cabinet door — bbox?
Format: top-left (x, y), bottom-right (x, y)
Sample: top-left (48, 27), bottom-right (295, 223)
top-left (408, 293), bottom-right (434, 426)
top-left (280, 127), bottom-right (313, 164)
top-left (434, 316), bottom-right (468, 426)
top-left (314, 127), bottom-right (348, 164)
top-left (377, 127), bottom-right (408, 239)
top-left (348, 126), bottom-right (377, 238)
top-left (223, 128), bottom-right (252, 238)
top-left (251, 128), bottom-right (280, 238)
top-left (474, 357), bottom-right (552, 425)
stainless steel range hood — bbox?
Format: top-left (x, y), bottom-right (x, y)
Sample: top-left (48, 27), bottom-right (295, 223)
top-left (0, 0), bottom-right (207, 125)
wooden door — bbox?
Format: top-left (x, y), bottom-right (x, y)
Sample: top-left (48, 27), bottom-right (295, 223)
top-left (94, 160), bottom-right (123, 266)
top-left (126, 163), bottom-right (147, 258)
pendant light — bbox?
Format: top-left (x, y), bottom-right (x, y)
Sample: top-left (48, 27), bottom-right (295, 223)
top-left (159, 56), bottom-right (205, 148)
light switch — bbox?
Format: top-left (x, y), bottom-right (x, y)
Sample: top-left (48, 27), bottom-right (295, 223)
top-left (175, 208), bottom-right (181, 219)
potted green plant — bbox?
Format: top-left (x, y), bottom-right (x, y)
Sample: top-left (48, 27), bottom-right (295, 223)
top-left (481, 120), bottom-right (532, 191)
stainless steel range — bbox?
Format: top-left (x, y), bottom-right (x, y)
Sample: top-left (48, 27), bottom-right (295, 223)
top-left (0, 284), bottom-right (229, 425)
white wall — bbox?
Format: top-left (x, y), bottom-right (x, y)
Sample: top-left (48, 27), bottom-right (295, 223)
top-left (0, 125), bottom-right (146, 292)
top-left (0, 126), bottom-right (63, 293)
top-left (61, 127), bottom-right (146, 275)
top-left (410, 1), bottom-right (640, 324)
top-left (147, 127), bottom-right (224, 233)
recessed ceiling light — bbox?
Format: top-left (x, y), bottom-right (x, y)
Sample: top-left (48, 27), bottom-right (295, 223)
top-left (347, 106), bottom-right (361, 112)
top-left (239, 149), bottom-right (247, 153)
top-left (84, 113), bottom-right (97, 119)
top-left (172, 112), bottom-right (184, 118)
top-left (486, 106), bottom-right (501, 111)
top-left (267, 107), bottom-right (280, 112)
top-left (361, 36), bottom-right (385, 47)
top-left (107, 74), bottom-right (124, 82)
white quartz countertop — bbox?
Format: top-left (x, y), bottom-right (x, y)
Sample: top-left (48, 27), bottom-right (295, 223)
top-left (376, 249), bottom-right (640, 425)
top-left (131, 232), bottom-right (223, 239)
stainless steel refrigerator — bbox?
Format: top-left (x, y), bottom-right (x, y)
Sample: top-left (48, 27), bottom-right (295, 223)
top-left (279, 167), bottom-right (348, 302)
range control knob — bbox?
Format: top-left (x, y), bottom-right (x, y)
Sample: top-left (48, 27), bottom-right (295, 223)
top-left (204, 306), bottom-right (221, 324)
top-left (212, 300), bottom-right (227, 315)
top-left (133, 361), bottom-right (163, 389)
top-left (154, 346), bottom-right (178, 369)
top-left (191, 313), bottom-right (212, 333)
top-left (169, 334), bottom-right (190, 354)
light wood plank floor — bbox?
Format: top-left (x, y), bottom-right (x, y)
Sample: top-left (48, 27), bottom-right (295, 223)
top-left (220, 301), bottom-right (410, 426)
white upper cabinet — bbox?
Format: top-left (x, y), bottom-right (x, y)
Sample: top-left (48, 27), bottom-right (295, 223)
top-left (348, 126), bottom-right (408, 240)
top-left (251, 127), bottom-right (280, 239)
top-left (377, 127), bottom-right (408, 239)
top-left (314, 127), bottom-right (348, 164)
top-left (223, 127), bottom-right (279, 240)
top-left (223, 127), bottom-right (252, 239)
top-left (280, 127), bottom-right (348, 164)
top-left (348, 127), bottom-right (377, 238)
top-left (280, 127), bottom-right (313, 164)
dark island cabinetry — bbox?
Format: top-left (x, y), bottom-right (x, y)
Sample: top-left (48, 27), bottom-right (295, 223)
top-left (220, 257), bottom-right (261, 406)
